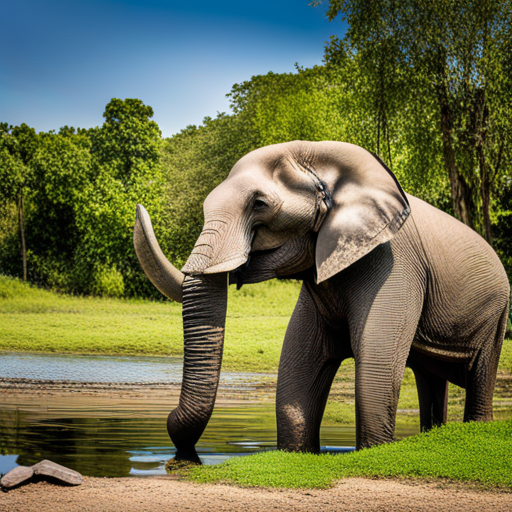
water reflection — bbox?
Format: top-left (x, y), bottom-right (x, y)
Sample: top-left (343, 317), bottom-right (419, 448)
top-left (0, 401), bottom-right (360, 477)
top-left (0, 352), bottom-right (418, 478)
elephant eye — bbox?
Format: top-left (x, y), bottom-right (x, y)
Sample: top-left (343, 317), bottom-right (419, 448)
top-left (253, 199), bottom-right (267, 210)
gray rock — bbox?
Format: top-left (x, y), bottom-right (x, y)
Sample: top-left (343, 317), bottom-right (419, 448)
top-left (32, 460), bottom-right (82, 486)
top-left (1, 465), bottom-right (34, 488)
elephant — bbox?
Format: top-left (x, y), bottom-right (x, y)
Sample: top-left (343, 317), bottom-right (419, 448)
top-left (133, 141), bottom-right (509, 462)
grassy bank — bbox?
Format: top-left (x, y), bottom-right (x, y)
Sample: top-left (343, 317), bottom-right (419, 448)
top-left (0, 275), bottom-right (300, 372)
top-left (189, 420), bottom-right (512, 490)
top-left (1, 275), bottom-right (511, 426)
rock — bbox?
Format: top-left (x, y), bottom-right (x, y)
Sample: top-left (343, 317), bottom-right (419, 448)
top-left (32, 460), bottom-right (82, 486)
top-left (1, 460), bottom-right (82, 489)
top-left (1, 466), bottom-right (34, 488)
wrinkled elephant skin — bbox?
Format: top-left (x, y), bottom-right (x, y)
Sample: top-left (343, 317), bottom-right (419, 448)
top-left (134, 141), bottom-right (509, 457)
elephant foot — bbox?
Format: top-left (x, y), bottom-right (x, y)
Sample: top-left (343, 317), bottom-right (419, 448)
top-left (175, 446), bottom-right (201, 462)
top-left (165, 448), bottom-right (201, 472)
top-left (165, 457), bottom-right (200, 472)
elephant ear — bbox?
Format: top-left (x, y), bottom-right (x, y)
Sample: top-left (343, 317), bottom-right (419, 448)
top-left (315, 154), bottom-right (410, 284)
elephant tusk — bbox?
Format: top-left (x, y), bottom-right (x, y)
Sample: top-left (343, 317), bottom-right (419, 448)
top-left (133, 204), bottom-right (184, 303)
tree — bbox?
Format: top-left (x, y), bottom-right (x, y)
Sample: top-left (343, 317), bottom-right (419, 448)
top-left (27, 129), bottom-right (92, 289)
top-left (319, 0), bottom-right (512, 243)
top-left (76, 98), bottom-right (166, 297)
top-left (0, 100), bottom-right (166, 298)
top-left (228, 67), bottom-right (345, 146)
top-left (91, 98), bottom-right (161, 183)
top-left (494, 174), bottom-right (512, 280)
top-left (0, 123), bottom-right (38, 280)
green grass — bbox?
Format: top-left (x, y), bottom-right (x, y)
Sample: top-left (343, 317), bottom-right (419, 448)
top-left (0, 275), bottom-right (300, 371)
top-left (189, 420), bottom-right (512, 489)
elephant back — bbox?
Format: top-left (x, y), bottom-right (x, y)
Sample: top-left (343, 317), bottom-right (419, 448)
top-left (403, 194), bottom-right (509, 363)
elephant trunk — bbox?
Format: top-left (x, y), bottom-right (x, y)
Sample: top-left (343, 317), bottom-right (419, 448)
top-left (133, 206), bottom-right (231, 461)
top-left (167, 272), bottom-right (228, 461)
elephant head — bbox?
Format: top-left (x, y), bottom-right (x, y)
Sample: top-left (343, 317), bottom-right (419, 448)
top-left (133, 141), bottom-right (410, 461)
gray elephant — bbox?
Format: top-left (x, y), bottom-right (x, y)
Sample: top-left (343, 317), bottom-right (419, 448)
top-left (134, 141), bottom-right (509, 462)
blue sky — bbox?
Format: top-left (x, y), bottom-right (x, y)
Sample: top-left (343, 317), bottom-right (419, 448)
top-left (0, 1), bottom-right (344, 138)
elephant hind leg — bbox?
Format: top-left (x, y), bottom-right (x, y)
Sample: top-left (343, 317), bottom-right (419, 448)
top-left (410, 364), bottom-right (448, 431)
top-left (464, 303), bottom-right (508, 422)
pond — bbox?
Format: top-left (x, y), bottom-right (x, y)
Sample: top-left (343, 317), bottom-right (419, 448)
top-left (0, 351), bottom-right (263, 386)
top-left (0, 352), bottom-right (414, 478)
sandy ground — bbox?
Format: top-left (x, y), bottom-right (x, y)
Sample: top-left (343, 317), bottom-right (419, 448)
top-left (1, 476), bottom-right (511, 512)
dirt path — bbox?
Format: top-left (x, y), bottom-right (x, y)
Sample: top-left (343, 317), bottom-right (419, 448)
top-left (1, 476), bottom-right (510, 512)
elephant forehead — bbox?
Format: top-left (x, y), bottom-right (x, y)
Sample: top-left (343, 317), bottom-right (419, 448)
top-left (228, 142), bottom-right (305, 177)
top-left (229, 155), bottom-right (314, 193)
top-left (203, 177), bottom-right (256, 208)
top-left (228, 157), bottom-right (276, 180)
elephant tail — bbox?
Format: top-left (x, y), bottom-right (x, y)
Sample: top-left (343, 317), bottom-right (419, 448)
top-left (497, 298), bottom-right (511, 345)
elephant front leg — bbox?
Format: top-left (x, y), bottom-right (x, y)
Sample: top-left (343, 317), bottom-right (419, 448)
top-left (276, 285), bottom-right (346, 453)
top-left (354, 334), bottom-right (416, 449)
top-left (350, 267), bottom-right (423, 449)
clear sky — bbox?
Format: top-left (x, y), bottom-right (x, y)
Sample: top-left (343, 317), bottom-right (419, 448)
top-left (0, 0), bottom-right (344, 138)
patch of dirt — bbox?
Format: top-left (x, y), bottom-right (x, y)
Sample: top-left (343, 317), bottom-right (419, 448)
top-left (1, 476), bottom-right (510, 512)
top-left (0, 377), bottom-right (276, 408)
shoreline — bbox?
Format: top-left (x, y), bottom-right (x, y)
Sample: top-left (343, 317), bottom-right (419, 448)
top-left (0, 376), bottom-right (277, 408)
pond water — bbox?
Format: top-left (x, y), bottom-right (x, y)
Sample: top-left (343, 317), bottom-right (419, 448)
top-left (0, 399), bottom-right (358, 477)
top-left (0, 352), bottom-right (415, 478)
top-left (0, 351), bottom-right (262, 385)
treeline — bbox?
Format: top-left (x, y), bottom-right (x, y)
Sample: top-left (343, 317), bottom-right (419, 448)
top-left (1, 0), bottom-right (511, 297)
top-left (0, 99), bottom-right (165, 298)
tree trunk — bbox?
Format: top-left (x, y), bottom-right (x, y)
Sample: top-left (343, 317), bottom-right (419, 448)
top-left (437, 87), bottom-right (476, 229)
top-left (477, 144), bottom-right (493, 245)
top-left (18, 190), bottom-right (27, 282)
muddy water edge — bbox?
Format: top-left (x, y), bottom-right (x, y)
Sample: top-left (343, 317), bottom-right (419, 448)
top-left (0, 353), bottom-right (423, 478)
top-left (0, 379), bottom-right (368, 477)
top-left (2, 349), bottom-right (511, 479)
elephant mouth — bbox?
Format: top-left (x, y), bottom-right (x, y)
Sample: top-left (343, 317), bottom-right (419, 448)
top-left (230, 232), bottom-right (317, 288)
top-left (229, 246), bottom-right (285, 288)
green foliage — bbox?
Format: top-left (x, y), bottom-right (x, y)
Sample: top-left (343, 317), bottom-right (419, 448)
top-left (26, 130), bottom-right (92, 285)
top-left (494, 175), bottom-right (512, 281)
top-left (1, 18), bottom-right (510, 295)
top-left (229, 67), bottom-right (343, 145)
top-left (321, 0), bottom-right (512, 241)
top-left (91, 264), bottom-right (125, 298)
top-left (91, 98), bottom-right (161, 181)
top-left (0, 99), bottom-right (167, 297)
top-left (0, 123), bottom-right (40, 281)
top-left (0, 123), bottom-right (35, 202)
top-left (74, 98), bottom-right (166, 297)
top-left (0, 274), bottom-right (46, 300)
top-left (159, 114), bottom-right (249, 267)
top-left (190, 420), bottom-right (512, 489)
